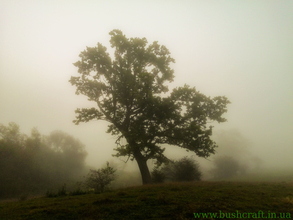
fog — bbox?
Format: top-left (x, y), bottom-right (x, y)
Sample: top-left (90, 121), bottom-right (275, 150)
top-left (1, 0), bottom-right (293, 182)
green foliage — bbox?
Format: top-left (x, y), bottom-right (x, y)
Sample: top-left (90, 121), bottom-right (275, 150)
top-left (84, 162), bottom-right (117, 193)
top-left (0, 122), bottom-right (88, 199)
top-left (46, 130), bottom-right (88, 174)
top-left (70, 29), bottom-right (230, 184)
top-left (151, 167), bottom-right (166, 183)
top-left (0, 122), bottom-right (27, 147)
top-left (152, 157), bottom-right (201, 183)
top-left (169, 157), bottom-right (202, 182)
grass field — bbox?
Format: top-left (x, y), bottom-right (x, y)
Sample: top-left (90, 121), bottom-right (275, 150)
top-left (0, 181), bottom-right (293, 219)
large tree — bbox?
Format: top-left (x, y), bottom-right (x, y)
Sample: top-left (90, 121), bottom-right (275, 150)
top-left (70, 29), bottom-right (230, 184)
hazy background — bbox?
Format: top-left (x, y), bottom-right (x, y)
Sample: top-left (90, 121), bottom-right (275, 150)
top-left (1, 0), bottom-right (292, 175)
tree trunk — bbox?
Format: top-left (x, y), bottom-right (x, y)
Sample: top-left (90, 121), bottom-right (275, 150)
top-left (133, 149), bottom-right (152, 185)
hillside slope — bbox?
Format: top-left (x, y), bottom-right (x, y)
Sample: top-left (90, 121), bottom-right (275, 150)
top-left (0, 181), bottom-right (292, 219)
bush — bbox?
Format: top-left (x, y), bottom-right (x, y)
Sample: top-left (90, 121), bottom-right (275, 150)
top-left (84, 162), bottom-right (117, 193)
top-left (152, 157), bottom-right (201, 183)
top-left (173, 157), bottom-right (202, 181)
top-left (151, 168), bottom-right (166, 183)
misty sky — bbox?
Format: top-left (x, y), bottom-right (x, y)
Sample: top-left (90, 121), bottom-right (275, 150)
top-left (1, 0), bottom-right (292, 170)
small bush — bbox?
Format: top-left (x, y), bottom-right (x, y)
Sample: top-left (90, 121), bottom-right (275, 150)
top-left (152, 157), bottom-right (201, 183)
top-left (151, 168), bottom-right (166, 183)
top-left (84, 162), bottom-right (117, 193)
top-left (170, 157), bottom-right (201, 182)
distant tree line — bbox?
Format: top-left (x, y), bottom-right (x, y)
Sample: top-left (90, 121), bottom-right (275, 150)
top-left (0, 122), bottom-right (88, 199)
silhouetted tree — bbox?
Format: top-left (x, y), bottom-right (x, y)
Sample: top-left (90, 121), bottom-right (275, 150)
top-left (70, 29), bottom-right (230, 184)
top-left (46, 130), bottom-right (88, 172)
top-left (0, 123), bottom-right (29, 197)
top-left (0, 122), bottom-right (26, 147)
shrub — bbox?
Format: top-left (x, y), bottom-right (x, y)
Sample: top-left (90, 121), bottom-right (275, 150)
top-left (152, 157), bottom-right (201, 183)
top-left (151, 168), bottom-right (166, 183)
top-left (84, 162), bottom-right (117, 193)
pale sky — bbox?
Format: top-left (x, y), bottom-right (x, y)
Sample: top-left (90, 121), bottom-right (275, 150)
top-left (1, 0), bottom-right (293, 171)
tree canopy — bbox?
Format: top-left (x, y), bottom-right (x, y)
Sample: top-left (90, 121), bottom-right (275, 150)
top-left (70, 29), bottom-right (230, 184)
top-left (0, 122), bottom-right (88, 198)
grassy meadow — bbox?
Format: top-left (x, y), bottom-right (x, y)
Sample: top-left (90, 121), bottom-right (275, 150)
top-left (0, 181), bottom-right (293, 220)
